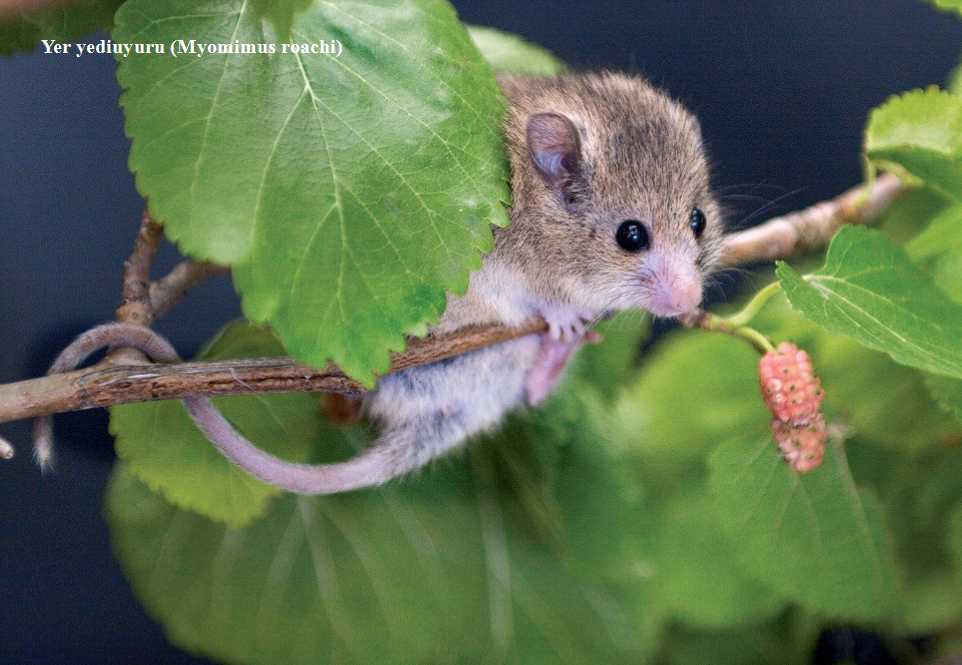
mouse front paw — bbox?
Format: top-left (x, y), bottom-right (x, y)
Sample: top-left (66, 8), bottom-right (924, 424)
top-left (540, 305), bottom-right (596, 344)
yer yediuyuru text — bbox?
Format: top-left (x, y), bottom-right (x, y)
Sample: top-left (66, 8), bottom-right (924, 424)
top-left (40, 39), bottom-right (344, 58)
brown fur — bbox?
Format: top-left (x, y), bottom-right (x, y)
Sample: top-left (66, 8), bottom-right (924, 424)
top-left (493, 72), bottom-right (723, 314)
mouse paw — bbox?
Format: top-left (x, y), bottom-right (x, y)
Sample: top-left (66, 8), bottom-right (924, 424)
top-left (526, 337), bottom-right (577, 406)
top-left (540, 305), bottom-right (596, 344)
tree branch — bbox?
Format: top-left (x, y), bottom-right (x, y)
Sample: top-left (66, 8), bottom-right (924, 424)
top-left (0, 319), bottom-right (547, 425)
top-left (720, 173), bottom-right (905, 266)
top-left (115, 208), bottom-right (163, 330)
top-left (111, 208), bottom-right (165, 365)
top-left (150, 260), bottom-right (228, 318)
top-left (114, 209), bottom-right (229, 324)
top-left (0, 174), bottom-right (909, 433)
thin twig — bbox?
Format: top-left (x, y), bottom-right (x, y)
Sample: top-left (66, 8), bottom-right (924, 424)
top-left (150, 260), bottom-right (228, 318)
top-left (720, 173), bottom-right (906, 266)
top-left (115, 208), bottom-right (163, 329)
top-left (111, 208), bottom-right (165, 365)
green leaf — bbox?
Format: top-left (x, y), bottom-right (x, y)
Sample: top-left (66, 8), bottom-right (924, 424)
top-left (906, 202), bottom-right (962, 260)
top-left (617, 330), bottom-right (769, 475)
top-left (949, 503), bottom-right (962, 584)
top-left (920, 0), bottom-right (962, 15)
top-left (818, 338), bottom-right (960, 450)
top-left (568, 312), bottom-right (650, 401)
top-left (708, 436), bottom-right (899, 620)
top-left (109, 322), bottom-right (322, 528)
top-left (658, 609), bottom-right (820, 665)
top-left (114, 0), bottom-right (511, 382)
top-left (777, 225), bottom-right (962, 380)
top-left (865, 87), bottom-right (962, 201)
top-left (929, 372), bottom-right (962, 425)
top-left (249, 0), bottom-right (312, 42)
top-left (930, 249), bottom-right (962, 304)
top-left (875, 186), bottom-right (952, 245)
top-left (107, 434), bottom-right (659, 664)
top-left (108, 344), bottom-right (661, 663)
top-left (432, 372), bottom-right (647, 585)
top-left (528, 388), bottom-right (645, 580)
top-left (647, 491), bottom-right (785, 630)
top-left (848, 441), bottom-right (962, 633)
top-left (0, 0), bottom-right (124, 55)
top-left (466, 25), bottom-right (567, 75)
top-left (906, 203), bottom-right (962, 304)
top-left (950, 61), bottom-right (962, 97)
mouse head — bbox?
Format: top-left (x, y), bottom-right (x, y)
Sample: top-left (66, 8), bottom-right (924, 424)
top-left (500, 73), bottom-right (724, 318)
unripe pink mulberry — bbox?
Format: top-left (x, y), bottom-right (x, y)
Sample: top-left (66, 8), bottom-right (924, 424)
top-left (759, 342), bottom-right (827, 472)
top-left (772, 415), bottom-right (827, 473)
top-left (759, 342), bottom-right (824, 422)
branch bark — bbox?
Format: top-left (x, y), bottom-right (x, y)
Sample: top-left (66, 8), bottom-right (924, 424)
top-left (115, 208), bottom-right (164, 329)
top-left (110, 209), bottom-right (165, 365)
top-left (720, 173), bottom-right (905, 266)
top-left (150, 260), bottom-right (228, 318)
top-left (0, 319), bottom-right (547, 424)
top-left (0, 175), bottom-right (908, 430)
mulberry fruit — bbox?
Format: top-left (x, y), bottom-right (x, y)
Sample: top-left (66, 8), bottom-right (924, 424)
top-left (759, 343), bottom-right (827, 472)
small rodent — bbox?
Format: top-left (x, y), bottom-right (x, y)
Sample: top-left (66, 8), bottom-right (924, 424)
top-left (36, 72), bottom-right (724, 494)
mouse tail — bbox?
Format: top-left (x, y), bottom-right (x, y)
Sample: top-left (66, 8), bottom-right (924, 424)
top-left (35, 322), bottom-right (526, 496)
top-left (33, 323), bottom-right (182, 469)
top-left (183, 343), bottom-right (536, 495)
top-left (182, 396), bottom-right (451, 495)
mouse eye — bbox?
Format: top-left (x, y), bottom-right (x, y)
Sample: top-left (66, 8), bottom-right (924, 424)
top-left (690, 208), bottom-right (707, 238)
top-left (616, 220), bottom-right (649, 252)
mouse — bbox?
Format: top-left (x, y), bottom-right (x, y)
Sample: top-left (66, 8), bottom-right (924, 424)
top-left (35, 72), bottom-right (724, 495)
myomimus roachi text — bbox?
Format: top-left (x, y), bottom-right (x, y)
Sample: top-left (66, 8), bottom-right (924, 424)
top-left (40, 38), bottom-right (343, 58)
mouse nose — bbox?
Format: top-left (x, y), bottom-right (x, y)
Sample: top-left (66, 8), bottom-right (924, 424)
top-left (642, 259), bottom-right (704, 317)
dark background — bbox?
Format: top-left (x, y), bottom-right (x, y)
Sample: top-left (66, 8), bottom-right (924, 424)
top-left (1, 1), bottom-right (960, 663)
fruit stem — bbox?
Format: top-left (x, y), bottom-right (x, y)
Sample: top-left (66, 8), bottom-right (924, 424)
top-left (729, 323), bottom-right (777, 355)
top-left (722, 281), bottom-right (782, 328)
top-left (677, 309), bottom-right (776, 355)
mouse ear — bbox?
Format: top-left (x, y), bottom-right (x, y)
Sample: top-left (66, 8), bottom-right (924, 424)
top-left (526, 112), bottom-right (583, 202)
